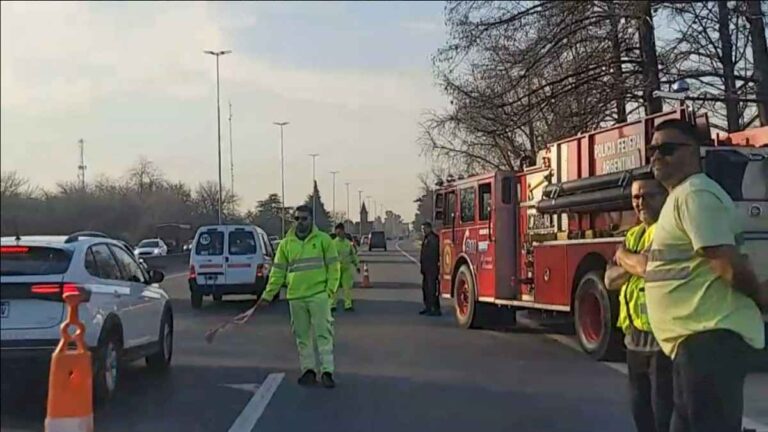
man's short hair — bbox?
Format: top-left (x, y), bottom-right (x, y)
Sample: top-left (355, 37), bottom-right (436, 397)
top-left (421, 221), bottom-right (432, 228)
top-left (335, 223), bottom-right (345, 231)
top-left (653, 119), bottom-right (704, 145)
top-left (295, 205), bottom-right (313, 216)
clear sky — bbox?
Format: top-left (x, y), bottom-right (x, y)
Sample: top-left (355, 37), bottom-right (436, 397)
top-left (0, 1), bottom-right (447, 220)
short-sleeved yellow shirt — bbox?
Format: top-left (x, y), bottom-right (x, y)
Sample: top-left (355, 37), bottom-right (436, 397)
top-left (645, 173), bottom-right (765, 359)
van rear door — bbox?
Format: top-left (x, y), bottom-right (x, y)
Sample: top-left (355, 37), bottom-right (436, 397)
top-left (225, 227), bottom-right (260, 285)
top-left (192, 227), bottom-right (226, 286)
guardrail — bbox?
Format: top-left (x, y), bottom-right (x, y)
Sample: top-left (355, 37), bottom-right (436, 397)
top-left (141, 252), bottom-right (189, 274)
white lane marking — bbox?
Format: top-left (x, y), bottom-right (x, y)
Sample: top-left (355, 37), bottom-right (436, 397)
top-left (165, 272), bottom-right (188, 280)
top-left (518, 316), bottom-right (767, 431)
top-left (222, 383), bottom-right (260, 392)
top-left (227, 373), bottom-right (284, 432)
top-left (395, 241), bottom-right (419, 266)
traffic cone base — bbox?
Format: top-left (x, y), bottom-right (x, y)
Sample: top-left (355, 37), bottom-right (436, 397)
top-left (45, 416), bottom-right (94, 432)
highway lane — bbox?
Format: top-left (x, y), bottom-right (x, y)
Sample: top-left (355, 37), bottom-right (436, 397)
top-left (1, 240), bottom-right (765, 431)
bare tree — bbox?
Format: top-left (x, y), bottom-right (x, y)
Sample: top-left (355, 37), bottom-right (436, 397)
top-left (743, 0), bottom-right (768, 125)
top-left (127, 156), bottom-right (166, 194)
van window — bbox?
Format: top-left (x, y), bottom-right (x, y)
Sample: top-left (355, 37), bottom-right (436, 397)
top-left (229, 230), bottom-right (258, 256)
top-left (479, 183), bottom-right (491, 221)
top-left (196, 231), bottom-right (224, 256)
top-left (460, 186), bottom-right (476, 223)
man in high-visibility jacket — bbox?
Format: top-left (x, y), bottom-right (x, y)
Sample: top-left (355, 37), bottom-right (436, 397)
top-left (256, 205), bottom-right (341, 388)
top-left (605, 178), bottom-right (672, 432)
top-left (331, 223), bottom-right (359, 312)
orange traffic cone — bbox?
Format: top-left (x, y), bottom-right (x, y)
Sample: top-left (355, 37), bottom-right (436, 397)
top-left (361, 262), bottom-right (372, 288)
top-left (46, 289), bottom-right (94, 432)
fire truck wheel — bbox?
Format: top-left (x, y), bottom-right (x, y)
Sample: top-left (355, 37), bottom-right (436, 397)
top-left (574, 271), bottom-right (624, 361)
top-left (454, 265), bottom-right (479, 329)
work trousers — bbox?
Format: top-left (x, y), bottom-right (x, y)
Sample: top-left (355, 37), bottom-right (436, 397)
top-left (331, 266), bottom-right (355, 309)
top-left (627, 348), bottom-right (674, 432)
top-left (421, 271), bottom-right (439, 312)
top-left (670, 330), bottom-right (751, 432)
top-left (289, 292), bottom-right (335, 374)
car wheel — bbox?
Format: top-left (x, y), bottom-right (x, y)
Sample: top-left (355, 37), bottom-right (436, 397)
top-left (191, 292), bottom-right (203, 309)
top-left (146, 308), bottom-right (173, 372)
top-left (94, 327), bottom-right (122, 405)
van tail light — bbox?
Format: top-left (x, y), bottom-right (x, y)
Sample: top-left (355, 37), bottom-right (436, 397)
top-left (256, 264), bottom-right (265, 278)
top-left (29, 283), bottom-right (90, 302)
top-left (189, 264), bottom-right (197, 280)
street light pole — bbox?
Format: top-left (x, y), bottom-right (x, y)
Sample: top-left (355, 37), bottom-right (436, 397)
top-left (309, 153), bottom-right (319, 225)
top-left (204, 49), bottom-right (231, 225)
top-left (228, 100), bottom-right (234, 195)
top-left (273, 121), bottom-right (289, 237)
top-left (329, 171), bottom-right (339, 221)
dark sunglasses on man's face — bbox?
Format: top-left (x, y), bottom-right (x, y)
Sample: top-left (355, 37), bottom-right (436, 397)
top-left (648, 141), bottom-right (692, 157)
top-left (294, 216), bottom-right (310, 222)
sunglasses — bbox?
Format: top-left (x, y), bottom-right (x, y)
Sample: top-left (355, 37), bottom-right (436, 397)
top-left (648, 142), bottom-right (692, 157)
top-left (294, 216), bottom-right (310, 222)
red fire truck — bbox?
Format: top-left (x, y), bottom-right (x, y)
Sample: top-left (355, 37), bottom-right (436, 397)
top-left (432, 107), bottom-right (768, 360)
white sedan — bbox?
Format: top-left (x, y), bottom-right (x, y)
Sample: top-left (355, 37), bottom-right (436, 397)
top-left (134, 239), bottom-right (168, 257)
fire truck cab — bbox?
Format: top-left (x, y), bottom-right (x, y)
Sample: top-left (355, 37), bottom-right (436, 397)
top-left (433, 108), bottom-right (767, 361)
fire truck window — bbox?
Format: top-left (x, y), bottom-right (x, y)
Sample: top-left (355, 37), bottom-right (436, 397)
top-left (501, 177), bottom-right (513, 204)
top-left (460, 187), bottom-right (476, 223)
top-left (444, 192), bottom-right (457, 225)
top-left (479, 183), bottom-right (491, 221)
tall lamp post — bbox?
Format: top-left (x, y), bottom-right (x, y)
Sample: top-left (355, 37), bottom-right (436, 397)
top-left (309, 153), bottom-right (320, 224)
top-left (273, 121), bottom-right (289, 237)
top-left (204, 49), bottom-right (232, 224)
top-left (345, 182), bottom-right (351, 222)
top-left (358, 189), bottom-right (363, 236)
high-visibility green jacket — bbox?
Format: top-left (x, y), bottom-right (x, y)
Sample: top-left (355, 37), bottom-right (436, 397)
top-left (333, 236), bottom-right (359, 272)
top-left (263, 226), bottom-right (340, 302)
top-left (617, 224), bottom-right (655, 333)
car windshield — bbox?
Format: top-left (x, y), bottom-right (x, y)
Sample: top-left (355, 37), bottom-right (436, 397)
top-left (138, 240), bottom-right (160, 248)
top-left (0, 246), bottom-right (73, 276)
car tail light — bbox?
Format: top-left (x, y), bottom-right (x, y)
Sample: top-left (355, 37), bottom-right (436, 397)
top-left (29, 283), bottom-right (90, 301)
top-left (189, 264), bottom-right (197, 279)
top-left (31, 284), bottom-right (62, 294)
top-left (256, 264), bottom-right (265, 278)
top-left (1, 246), bottom-right (29, 254)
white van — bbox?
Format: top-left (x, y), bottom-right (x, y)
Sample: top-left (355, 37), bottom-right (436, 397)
top-left (187, 225), bottom-right (275, 308)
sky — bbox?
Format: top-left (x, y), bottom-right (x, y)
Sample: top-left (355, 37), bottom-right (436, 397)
top-left (0, 1), bottom-right (448, 221)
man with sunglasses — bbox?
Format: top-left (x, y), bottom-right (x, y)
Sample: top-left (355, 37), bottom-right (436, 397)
top-left (605, 178), bottom-right (672, 432)
top-left (644, 119), bottom-right (767, 432)
top-left (257, 205), bottom-right (341, 388)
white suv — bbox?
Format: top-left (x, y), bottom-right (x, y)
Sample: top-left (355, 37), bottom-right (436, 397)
top-left (133, 238), bottom-right (168, 257)
top-left (0, 231), bottom-right (173, 403)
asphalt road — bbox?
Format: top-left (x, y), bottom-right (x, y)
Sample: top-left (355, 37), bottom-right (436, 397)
top-left (2, 240), bottom-right (766, 432)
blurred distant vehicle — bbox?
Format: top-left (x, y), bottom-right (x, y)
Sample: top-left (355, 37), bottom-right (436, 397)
top-left (361, 235), bottom-right (370, 246)
top-left (134, 239), bottom-right (168, 257)
top-left (368, 231), bottom-right (387, 251)
top-left (182, 239), bottom-right (193, 253)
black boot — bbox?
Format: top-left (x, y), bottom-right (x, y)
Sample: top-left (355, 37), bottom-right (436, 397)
top-left (321, 372), bottom-right (335, 389)
top-left (298, 370), bottom-right (317, 386)
top-left (419, 308), bottom-right (429, 315)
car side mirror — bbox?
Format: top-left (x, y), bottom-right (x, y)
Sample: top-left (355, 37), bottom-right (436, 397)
top-left (148, 269), bottom-right (165, 284)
